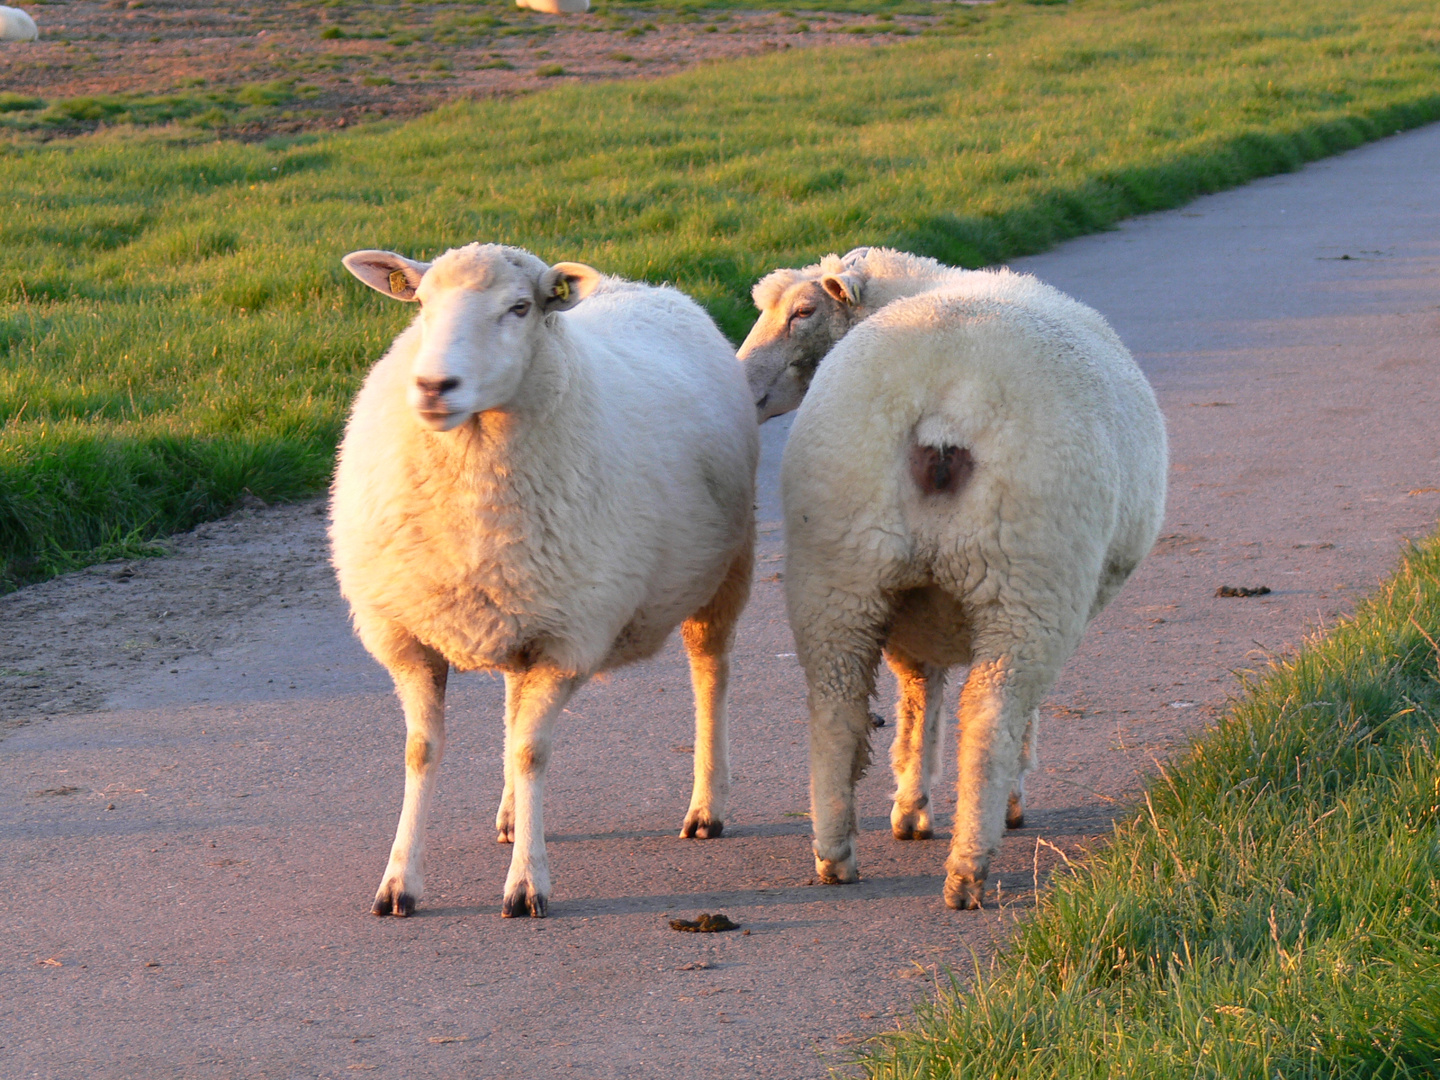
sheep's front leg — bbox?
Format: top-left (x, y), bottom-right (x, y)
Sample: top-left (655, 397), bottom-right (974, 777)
top-left (494, 672), bottom-right (524, 844)
top-left (945, 654), bottom-right (1043, 910)
top-left (501, 666), bottom-right (579, 918)
top-left (886, 648), bottom-right (946, 840)
top-left (359, 616), bottom-right (449, 918)
top-left (679, 541), bottom-right (752, 839)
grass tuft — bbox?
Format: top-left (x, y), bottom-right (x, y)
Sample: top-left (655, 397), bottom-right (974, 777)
top-left (858, 531), bottom-right (1440, 1079)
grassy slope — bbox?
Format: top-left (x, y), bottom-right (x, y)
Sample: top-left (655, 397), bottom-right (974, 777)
top-left (860, 532), bottom-right (1440, 1080)
top-left (4, 0), bottom-right (1440, 587)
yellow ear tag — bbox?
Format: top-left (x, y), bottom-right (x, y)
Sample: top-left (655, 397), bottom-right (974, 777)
top-left (388, 269), bottom-right (409, 295)
top-left (554, 278), bottom-right (570, 301)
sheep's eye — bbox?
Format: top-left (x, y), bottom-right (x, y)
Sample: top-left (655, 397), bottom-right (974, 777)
top-left (789, 306), bottom-right (816, 324)
top-left (509, 300), bottom-right (532, 317)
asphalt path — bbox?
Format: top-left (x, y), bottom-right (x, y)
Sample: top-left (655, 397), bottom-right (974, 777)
top-left (3, 123), bottom-right (1438, 1079)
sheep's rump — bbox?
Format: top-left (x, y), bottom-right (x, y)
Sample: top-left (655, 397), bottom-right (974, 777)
top-left (780, 286), bottom-right (1166, 661)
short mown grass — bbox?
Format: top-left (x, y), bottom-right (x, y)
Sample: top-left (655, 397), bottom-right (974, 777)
top-left (0, 80), bottom-right (321, 136)
top-left (4, 0), bottom-right (1440, 588)
top-left (859, 532), bottom-right (1440, 1079)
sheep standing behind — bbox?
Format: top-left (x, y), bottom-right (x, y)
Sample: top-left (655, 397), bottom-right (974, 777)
top-left (332, 243), bottom-right (757, 918)
top-left (739, 248), bottom-right (1167, 909)
top-left (0, 6), bottom-right (38, 42)
top-left (515, 0), bottom-right (589, 14)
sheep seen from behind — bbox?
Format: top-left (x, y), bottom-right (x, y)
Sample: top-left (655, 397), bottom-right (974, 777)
top-left (332, 243), bottom-right (757, 918)
top-left (515, 0), bottom-right (590, 12)
top-left (0, 6), bottom-right (38, 41)
top-left (739, 248), bottom-right (1167, 909)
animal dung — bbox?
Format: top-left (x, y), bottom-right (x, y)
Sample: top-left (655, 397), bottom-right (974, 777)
top-left (1215, 585), bottom-right (1271, 598)
top-left (669, 912), bottom-right (740, 933)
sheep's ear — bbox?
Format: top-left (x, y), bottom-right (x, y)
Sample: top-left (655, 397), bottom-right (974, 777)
top-left (342, 250), bottom-right (430, 302)
top-left (821, 269), bottom-right (864, 307)
top-left (540, 262), bottom-right (602, 312)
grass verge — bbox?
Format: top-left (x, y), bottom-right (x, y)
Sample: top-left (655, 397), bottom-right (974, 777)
top-left (4, 0), bottom-right (1440, 588)
top-left (859, 532), bottom-right (1440, 1079)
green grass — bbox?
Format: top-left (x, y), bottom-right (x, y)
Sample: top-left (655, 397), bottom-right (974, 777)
top-left (4, 0), bottom-right (1440, 588)
top-left (0, 81), bottom-right (321, 136)
top-left (858, 532), bottom-right (1440, 1080)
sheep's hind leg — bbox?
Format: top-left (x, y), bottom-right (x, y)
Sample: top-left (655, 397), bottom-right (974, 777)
top-left (809, 688), bottom-right (879, 883)
top-left (359, 615), bottom-right (449, 918)
top-left (886, 648), bottom-right (945, 840)
top-left (800, 623), bottom-right (884, 884)
top-left (1006, 709), bottom-right (1039, 830)
top-left (679, 538), bottom-right (753, 839)
top-left (501, 666), bottom-right (579, 918)
top-left (945, 651), bottom-right (1048, 910)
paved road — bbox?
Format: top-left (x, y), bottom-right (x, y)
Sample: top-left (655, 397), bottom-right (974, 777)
top-left (3, 124), bottom-right (1438, 1079)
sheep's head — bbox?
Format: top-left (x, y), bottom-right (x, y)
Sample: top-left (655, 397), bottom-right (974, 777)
top-left (343, 243), bottom-right (601, 431)
top-left (736, 248), bottom-right (873, 423)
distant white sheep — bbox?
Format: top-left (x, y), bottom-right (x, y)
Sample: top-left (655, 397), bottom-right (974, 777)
top-left (515, 0), bottom-right (589, 14)
top-left (739, 247), bottom-right (1167, 909)
top-left (333, 243), bottom-right (757, 918)
top-left (0, 6), bottom-right (38, 42)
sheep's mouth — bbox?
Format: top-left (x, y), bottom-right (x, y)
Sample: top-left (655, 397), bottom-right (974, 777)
top-left (415, 408), bottom-right (468, 432)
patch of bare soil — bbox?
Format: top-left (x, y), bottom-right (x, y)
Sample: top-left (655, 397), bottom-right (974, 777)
top-left (0, 498), bottom-right (331, 735)
top-left (1, 2), bottom-right (959, 137)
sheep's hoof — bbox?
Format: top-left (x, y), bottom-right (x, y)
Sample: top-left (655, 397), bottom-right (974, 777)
top-left (371, 882), bottom-right (416, 918)
top-left (680, 809), bottom-right (724, 839)
top-left (496, 826), bottom-right (514, 845)
top-left (893, 821), bottom-right (934, 841)
top-left (1005, 792), bottom-right (1025, 830)
top-left (501, 882), bottom-right (548, 919)
top-left (943, 873), bottom-right (986, 910)
top-left (815, 851), bottom-right (859, 885)
top-left (891, 801), bottom-right (933, 841)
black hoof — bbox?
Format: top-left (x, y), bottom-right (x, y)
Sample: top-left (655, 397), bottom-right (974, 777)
top-left (371, 890), bottom-right (415, 917)
top-left (680, 814), bottom-right (724, 839)
top-left (501, 884), bottom-right (547, 919)
top-left (893, 823), bottom-right (934, 841)
top-left (944, 874), bottom-right (985, 910)
top-left (1006, 811), bottom-right (1025, 830)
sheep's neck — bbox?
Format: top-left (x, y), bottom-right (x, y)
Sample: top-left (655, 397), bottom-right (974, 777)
top-left (861, 269), bottom-right (960, 314)
top-left (412, 338), bottom-right (597, 519)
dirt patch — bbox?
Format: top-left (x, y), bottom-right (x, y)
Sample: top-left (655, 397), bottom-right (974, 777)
top-left (0, 498), bottom-right (331, 736)
top-left (1, 1), bottom-right (963, 138)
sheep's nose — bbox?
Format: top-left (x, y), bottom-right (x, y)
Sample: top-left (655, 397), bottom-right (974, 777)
top-left (415, 376), bottom-right (460, 398)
